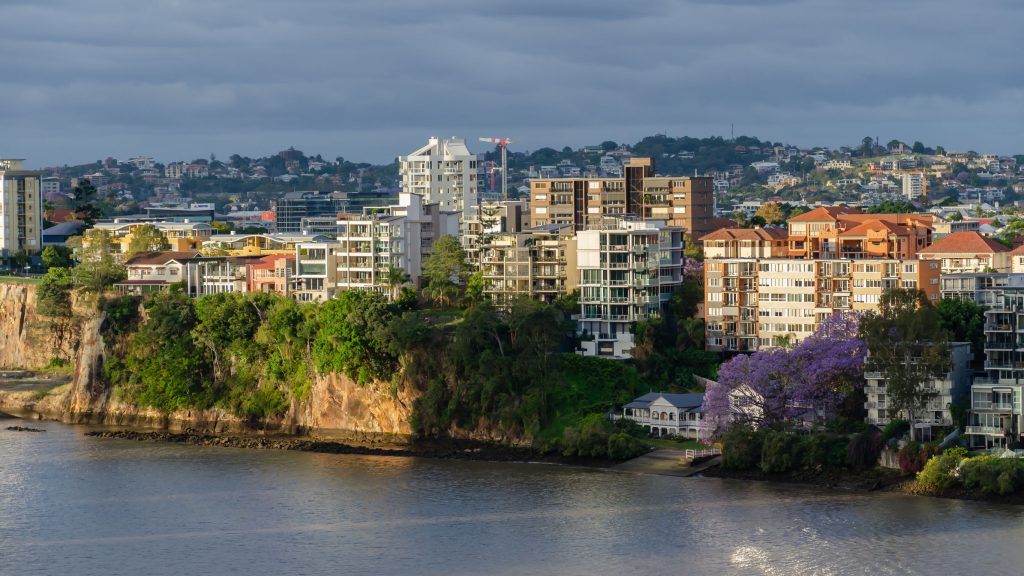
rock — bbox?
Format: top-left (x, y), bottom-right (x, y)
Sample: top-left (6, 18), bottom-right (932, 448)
top-left (6, 426), bottom-right (45, 432)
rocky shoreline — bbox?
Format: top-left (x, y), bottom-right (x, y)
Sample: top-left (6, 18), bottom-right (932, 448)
top-left (84, 429), bottom-right (588, 465)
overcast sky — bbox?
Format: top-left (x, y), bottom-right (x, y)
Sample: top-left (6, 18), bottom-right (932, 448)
top-left (3, 0), bottom-right (1022, 167)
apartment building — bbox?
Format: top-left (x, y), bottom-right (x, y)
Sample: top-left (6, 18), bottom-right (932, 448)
top-left (529, 157), bottom-right (714, 239)
top-left (941, 272), bottom-right (1012, 307)
top-left (0, 159), bottom-right (43, 258)
top-left (577, 219), bottom-right (684, 358)
top-left (918, 231), bottom-right (1009, 274)
top-left (202, 233), bottom-right (329, 256)
top-left (290, 194), bottom-right (454, 302)
top-left (184, 255), bottom-right (266, 296)
top-left (462, 200), bottom-right (527, 266)
top-left (864, 342), bottom-right (973, 439)
top-left (786, 207), bottom-right (933, 260)
top-left (273, 191), bottom-right (347, 233)
top-left (704, 257), bottom-right (941, 352)
top-left (398, 137), bottom-right (478, 216)
top-left (247, 254), bottom-right (295, 296)
top-left (479, 224), bottom-right (577, 309)
top-left (965, 278), bottom-right (1024, 449)
top-left (89, 220), bottom-right (214, 258)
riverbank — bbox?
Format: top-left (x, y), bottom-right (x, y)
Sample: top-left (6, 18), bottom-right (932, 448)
top-left (83, 429), bottom-right (619, 467)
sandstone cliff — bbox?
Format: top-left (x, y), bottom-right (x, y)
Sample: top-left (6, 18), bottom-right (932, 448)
top-left (0, 282), bottom-right (413, 439)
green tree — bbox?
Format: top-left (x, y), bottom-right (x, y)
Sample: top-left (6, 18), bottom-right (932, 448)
top-left (41, 245), bottom-right (72, 269)
top-left (74, 229), bottom-right (126, 292)
top-left (936, 298), bottom-right (985, 361)
top-left (126, 224), bottom-right (171, 258)
top-left (36, 267), bottom-right (74, 318)
top-left (385, 265), bottom-right (410, 302)
top-left (67, 180), bottom-right (102, 225)
top-left (860, 289), bottom-right (951, 440)
top-left (422, 235), bottom-right (469, 307)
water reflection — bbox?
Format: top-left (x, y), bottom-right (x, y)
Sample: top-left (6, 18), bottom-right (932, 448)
top-left (3, 418), bottom-right (1024, 576)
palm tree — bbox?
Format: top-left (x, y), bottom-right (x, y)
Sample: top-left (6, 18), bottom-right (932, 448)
top-left (386, 265), bottom-right (410, 301)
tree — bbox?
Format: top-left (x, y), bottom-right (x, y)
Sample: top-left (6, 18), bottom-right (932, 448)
top-left (912, 141), bottom-right (927, 154)
top-left (41, 245), bottom-right (72, 269)
top-left (422, 235), bottom-right (469, 307)
top-left (702, 313), bottom-right (865, 439)
top-left (936, 298), bottom-right (985, 363)
top-left (859, 289), bottom-right (951, 440)
top-left (36, 267), bottom-right (74, 318)
top-left (74, 229), bottom-right (126, 292)
top-left (126, 224), bottom-right (171, 258)
top-left (385, 265), bottom-right (411, 302)
top-left (755, 202), bottom-right (785, 225)
top-left (66, 180), bottom-right (102, 225)
top-left (861, 137), bottom-right (875, 157)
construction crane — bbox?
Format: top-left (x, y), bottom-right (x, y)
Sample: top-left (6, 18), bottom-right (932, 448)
top-left (479, 137), bottom-right (513, 199)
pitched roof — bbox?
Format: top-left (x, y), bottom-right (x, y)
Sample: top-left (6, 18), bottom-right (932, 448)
top-left (787, 206), bottom-right (858, 222)
top-left (624, 392), bottom-right (705, 411)
top-left (124, 250), bottom-right (200, 266)
top-left (920, 231), bottom-right (1009, 255)
top-left (699, 227), bottom-right (787, 242)
top-left (837, 219), bottom-right (913, 237)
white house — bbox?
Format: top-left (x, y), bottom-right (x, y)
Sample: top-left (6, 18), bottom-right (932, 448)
top-left (621, 392), bottom-right (705, 439)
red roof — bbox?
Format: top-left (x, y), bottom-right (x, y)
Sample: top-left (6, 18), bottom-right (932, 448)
top-left (920, 231), bottom-right (1008, 255)
top-left (700, 227), bottom-right (788, 242)
top-left (124, 250), bottom-right (200, 266)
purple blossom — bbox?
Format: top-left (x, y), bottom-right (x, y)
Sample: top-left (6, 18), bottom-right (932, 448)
top-left (683, 257), bottom-right (704, 280)
top-left (702, 312), bottom-right (865, 440)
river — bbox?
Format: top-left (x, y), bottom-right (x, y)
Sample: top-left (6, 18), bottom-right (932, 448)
top-left (2, 416), bottom-right (1024, 576)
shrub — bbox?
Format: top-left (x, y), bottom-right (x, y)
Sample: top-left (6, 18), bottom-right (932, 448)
top-left (800, 434), bottom-right (849, 470)
top-left (960, 456), bottom-right (1024, 496)
top-left (881, 419), bottom-right (909, 442)
top-left (606, 432), bottom-right (648, 460)
top-left (898, 441), bottom-right (938, 475)
top-left (846, 429), bottom-right (883, 470)
top-left (760, 430), bottom-right (800, 474)
top-left (721, 426), bottom-right (765, 470)
top-left (917, 447), bottom-right (968, 490)
top-left (240, 384), bottom-right (290, 419)
top-left (560, 414), bottom-right (613, 459)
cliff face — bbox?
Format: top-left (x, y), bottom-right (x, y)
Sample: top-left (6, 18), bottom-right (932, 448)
top-left (0, 282), bottom-right (414, 439)
top-left (0, 283), bottom-right (80, 369)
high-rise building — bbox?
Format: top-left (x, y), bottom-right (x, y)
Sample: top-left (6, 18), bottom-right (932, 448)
top-left (398, 137), bottom-right (478, 216)
top-left (272, 191), bottom-right (347, 233)
top-left (576, 219), bottom-right (685, 358)
top-left (528, 157), bottom-right (714, 240)
top-left (703, 256), bottom-right (941, 352)
top-left (0, 159), bottom-right (43, 259)
top-left (479, 224), bottom-right (577, 309)
top-left (902, 173), bottom-right (924, 200)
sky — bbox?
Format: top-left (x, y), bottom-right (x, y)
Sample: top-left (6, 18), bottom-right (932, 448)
top-left (3, 0), bottom-right (1022, 167)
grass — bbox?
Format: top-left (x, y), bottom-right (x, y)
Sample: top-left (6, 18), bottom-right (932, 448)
top-left (0, 275), bottom-right (42, 284)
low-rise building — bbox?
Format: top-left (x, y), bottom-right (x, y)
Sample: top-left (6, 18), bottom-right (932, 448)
top-left (621, 392), bottom-right (705, 439)
top-left (89, 220), bottom-right (214, 259)
top-left (246, 254), bottom-right (295, 296)
top-left (116, 250), bottom-right (199, 294)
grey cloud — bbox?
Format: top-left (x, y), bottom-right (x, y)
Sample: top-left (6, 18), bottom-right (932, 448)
top-left (0, 0), bottom-right (1021, 166)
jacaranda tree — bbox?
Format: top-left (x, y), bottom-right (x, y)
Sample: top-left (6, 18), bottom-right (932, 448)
top-left (702, 312), bottom-right (865, 439)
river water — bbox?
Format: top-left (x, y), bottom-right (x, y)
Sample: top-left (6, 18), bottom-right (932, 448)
top-left (2, 417), bottom-right (1024, 576)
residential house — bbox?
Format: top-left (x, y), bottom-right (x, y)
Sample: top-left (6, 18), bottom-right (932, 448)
top-left (918, 231), bottom-right (1010, 274)
top-left (621, 392), bottom-right (705, 439)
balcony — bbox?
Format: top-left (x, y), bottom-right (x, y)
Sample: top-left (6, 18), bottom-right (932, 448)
top-left (972, 400), bottom-right (1015, 411)
top-left (864, 372), bottom-right (886, 380)
top-left (965, 426), bottom-right (1008, 436)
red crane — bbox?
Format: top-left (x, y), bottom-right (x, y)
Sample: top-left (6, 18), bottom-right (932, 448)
top-left (479, 137), bottom-right (513, 199)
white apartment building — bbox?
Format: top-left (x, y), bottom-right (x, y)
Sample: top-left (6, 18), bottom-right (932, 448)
top-left (577, 219), bottom-right (684, 358)
top-left (864, 342), bottom-right (973, 439)
top-left (398, 137), bottom-right (478, 217)
top-left (902, 173), bottom-right (924, 200)
top-left (292, 194), bottom-right (456, 301)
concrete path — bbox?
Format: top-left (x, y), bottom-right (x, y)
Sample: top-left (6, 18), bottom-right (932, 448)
top-left (613, 449), bottom-right (721, 477)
